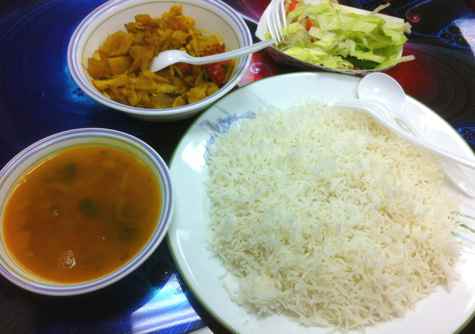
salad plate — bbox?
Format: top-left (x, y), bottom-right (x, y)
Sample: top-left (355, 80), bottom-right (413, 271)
top-left (168, 72), bottom-right (475, 334)
top-left (256, 0), bottom-right (412, 75)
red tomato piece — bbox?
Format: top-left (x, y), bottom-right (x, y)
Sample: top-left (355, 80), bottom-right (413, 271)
top-left (305, 19), bottom-right (314, 31)
top-left (288, 0), bottom-right (299, 12)
top-left (205, 61), bottom-right (230, 86)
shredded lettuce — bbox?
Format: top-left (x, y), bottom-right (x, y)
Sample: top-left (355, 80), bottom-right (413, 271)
top-left (277, 0), bottom-right (411, 70)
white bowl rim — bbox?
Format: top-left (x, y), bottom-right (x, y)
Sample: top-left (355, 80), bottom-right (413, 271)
top-left (67, 0), bottom-right (253, 118)
top-left (0, 128), bottom-right (173, 296)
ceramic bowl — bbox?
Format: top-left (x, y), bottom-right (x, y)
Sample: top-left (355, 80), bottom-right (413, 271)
top-left (68, 0), bottom-right (253, 121)
top-left (0, 128), bottom-right (173, 296)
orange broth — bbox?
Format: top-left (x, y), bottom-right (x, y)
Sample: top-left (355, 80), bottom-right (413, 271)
top-left (3, 144), bottom-right (161, 283)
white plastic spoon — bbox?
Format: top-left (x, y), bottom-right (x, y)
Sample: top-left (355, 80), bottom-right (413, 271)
top-left (338, 72), bottom-right (475, 197)
top-left (358, 73), bottom-right (475, 168)
top-left (150, 40), bottom-right (274, 72)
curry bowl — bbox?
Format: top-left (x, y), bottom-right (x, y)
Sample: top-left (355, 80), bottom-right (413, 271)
top-left (0, 128), bottom-right (172, 296)
top-left (67, 0), bottom-right (253, 121)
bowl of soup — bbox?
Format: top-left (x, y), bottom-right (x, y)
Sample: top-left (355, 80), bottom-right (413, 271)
top-left (67, 0), bottom-right (252, 121)
top-left (0, 128), bottom-right (172, 296)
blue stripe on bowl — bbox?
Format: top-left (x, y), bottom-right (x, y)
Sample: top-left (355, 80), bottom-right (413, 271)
top-left (0, 128), bottom-right (173, 296)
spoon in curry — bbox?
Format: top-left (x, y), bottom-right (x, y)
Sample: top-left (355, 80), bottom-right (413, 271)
top-left (150, 40), bottom-right (274, 72)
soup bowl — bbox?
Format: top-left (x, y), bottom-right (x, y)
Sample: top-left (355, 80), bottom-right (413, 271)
top-left (0, 128), bottom-right (173, 296)
top-left (67, 0), bottom-right (253, 121)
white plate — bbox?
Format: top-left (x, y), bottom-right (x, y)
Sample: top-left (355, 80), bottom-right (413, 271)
top-left (168, 72), bottom-right (475, 334)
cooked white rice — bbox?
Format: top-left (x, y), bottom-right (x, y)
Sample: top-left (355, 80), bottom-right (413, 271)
top-left (207, 104), bottom-right (459, 330)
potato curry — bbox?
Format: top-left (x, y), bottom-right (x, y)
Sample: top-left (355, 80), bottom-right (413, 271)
top-left (87, 5), bottom-right (235, 108)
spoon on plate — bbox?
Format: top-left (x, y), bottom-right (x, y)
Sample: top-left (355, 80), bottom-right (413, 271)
top-left (340, 72), bottom-right (475, 197)
top-left (150, 40), bottom-right (274, 72)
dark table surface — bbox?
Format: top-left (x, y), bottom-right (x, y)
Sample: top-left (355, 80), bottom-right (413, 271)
top-left (0, 1), bottom-right (474, 333)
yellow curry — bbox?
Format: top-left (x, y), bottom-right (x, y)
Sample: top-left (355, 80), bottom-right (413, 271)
top-left (87, 5), bottom-right (235, 108)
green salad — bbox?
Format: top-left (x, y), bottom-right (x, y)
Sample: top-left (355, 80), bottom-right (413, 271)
top-left (277, 0), bottom-right (413, 70)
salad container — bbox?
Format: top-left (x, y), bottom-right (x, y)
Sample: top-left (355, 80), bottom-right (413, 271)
top-left (256, 0), bottom-right (410, 76)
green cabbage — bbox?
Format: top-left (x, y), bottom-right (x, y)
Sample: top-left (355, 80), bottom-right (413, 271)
top-left (278, 0), bottom-right (411, 70)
